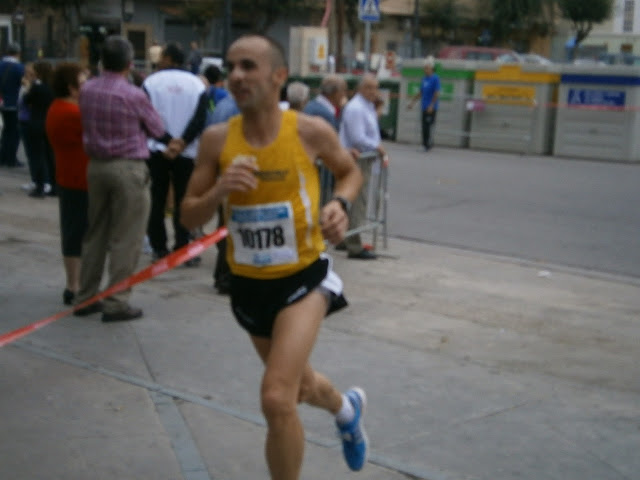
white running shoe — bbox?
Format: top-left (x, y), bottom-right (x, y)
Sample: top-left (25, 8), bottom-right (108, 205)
top-left (21, 182), bottom-right (35, 192)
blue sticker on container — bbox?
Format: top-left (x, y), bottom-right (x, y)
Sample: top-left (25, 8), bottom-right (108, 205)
top-left (567, 89), bottom-right (626, 107)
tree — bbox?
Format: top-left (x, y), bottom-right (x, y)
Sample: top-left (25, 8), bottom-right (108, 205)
top-left (180, 0), bottom-right (221, 47)
top-left (343, 0), bottom-right (360, 66)
top-left (176, 0), bottom-right (312, 46)
top-left (0, 1), bottom-right (20, 14)
top-left (422, 0), bottom-right (467, 52)
top-left (231, 0), bottom-right (312, 33)
top-left (558, 0), bottom-right (614, 58)
top-left (333, 0), bottom-right (359, 72)
top-left (483, 0), bottom-right (556, 49)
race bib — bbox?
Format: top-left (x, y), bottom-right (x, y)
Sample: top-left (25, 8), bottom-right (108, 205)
top-left (229, 202), bottom-right (298, 266)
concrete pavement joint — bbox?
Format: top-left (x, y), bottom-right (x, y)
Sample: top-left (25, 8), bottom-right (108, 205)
top-left (149, 390), bottom-right (213, 480)
top-left (455, 400), bottom-right (533, 425)
top-left (367, 453), bottom-right (465, 480)
top-left (14, 340), bottom-right (459, 480)
top-left (545, 423), bottom-right (635, 480)
top-left (127, 316), bottom-right (215, 480)
top-left (390, 234), bottom-right (640, 287)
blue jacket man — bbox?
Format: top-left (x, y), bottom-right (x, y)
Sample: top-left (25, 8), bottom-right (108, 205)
top-left (0, 43), bottom-right (26, 167)
top-left (304, 75), bottom-right (348, 208)
top-left (303, 75), bottom-right (347, 131)
top-left (408, 56), bottom-right (440, 151)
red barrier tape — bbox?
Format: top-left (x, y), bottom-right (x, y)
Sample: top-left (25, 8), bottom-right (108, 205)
top-left (0, 227), bottom-right (228, 348)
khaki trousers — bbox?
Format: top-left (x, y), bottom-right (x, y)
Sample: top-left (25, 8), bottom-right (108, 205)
top-left (77, 158), bottom-right (150, 314)
top-left (344, 153), bottom-right (374, 254)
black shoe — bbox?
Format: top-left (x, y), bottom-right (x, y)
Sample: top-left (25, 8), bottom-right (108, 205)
top-left (102, 307), bottom-right (143, 323)
top-left (214, 281), bottom-right (230, 295)
top-left (73, 301), bottom-right (103, 316)
top-left (63, 289), bottom-right (75, 305)
top-left (152, 249), bottom-right (170, 261)
top-left (184, 256), bottom-right (201, 267)
top-left (348, 249), bottom-right (377, 260)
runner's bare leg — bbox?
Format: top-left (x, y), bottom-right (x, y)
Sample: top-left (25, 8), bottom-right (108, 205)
top-left (250, 291), bottom-right (343, 480)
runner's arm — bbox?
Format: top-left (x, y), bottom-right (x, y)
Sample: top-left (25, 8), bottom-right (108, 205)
top-left (181, 124), bottom-right (258, 230)
top-left (299, 115), bottom-right (363, 244)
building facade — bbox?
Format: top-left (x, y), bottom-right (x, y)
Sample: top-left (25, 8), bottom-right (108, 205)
top-left (581, 0), bottom-right (640, 55)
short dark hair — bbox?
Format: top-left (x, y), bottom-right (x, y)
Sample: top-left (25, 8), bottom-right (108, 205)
top-left (52, 62), bottom-right (83, 98)
top-left (162, 43), bottom-right (185, 67)
top-left (101, 35), bottom-right (133, 72)
top-left (203, 65), bottom-right (222, 84)
top-left (33, 61), bottom-right (53, 85)
top-left (234, 34), bottom-right (288, 69)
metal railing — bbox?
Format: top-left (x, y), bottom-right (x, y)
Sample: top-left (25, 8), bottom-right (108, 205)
top-left (318, 151), bottom-right (389, 251)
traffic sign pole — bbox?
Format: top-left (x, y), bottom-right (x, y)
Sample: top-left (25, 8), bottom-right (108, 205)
top-left (364, 21), bottom-right (371, 72)
top-left (358, 0), bottom-right (380, 73)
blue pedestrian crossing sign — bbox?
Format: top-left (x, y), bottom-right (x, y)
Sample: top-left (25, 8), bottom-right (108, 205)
top-left (359, 0), bottom-right (380, 22)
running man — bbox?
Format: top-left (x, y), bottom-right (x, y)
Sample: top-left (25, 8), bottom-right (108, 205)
top-left (181, 34), bottom-right (367, 479)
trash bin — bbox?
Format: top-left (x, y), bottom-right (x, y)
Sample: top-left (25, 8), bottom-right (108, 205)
top-left (397, 59), bottom-right (476, 148)
top-left (553, 65), bottom-right (640, 162)
top-left (378, 78), bottom-right (399, 140)
top-left (470, 63), bottom-right (560, 154)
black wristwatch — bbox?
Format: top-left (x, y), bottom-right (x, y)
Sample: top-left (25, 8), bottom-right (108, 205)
top-left (332, 195), bottom-right (352, 213)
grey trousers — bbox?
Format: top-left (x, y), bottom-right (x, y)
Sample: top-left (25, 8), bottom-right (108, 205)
top-left (77, 158), bottom-right (151, 314)
top-left (344, 153), bottom-right (374, 254)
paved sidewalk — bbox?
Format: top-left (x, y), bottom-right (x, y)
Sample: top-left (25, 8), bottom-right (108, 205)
top-left (0, 164), bottom-right (639, 480)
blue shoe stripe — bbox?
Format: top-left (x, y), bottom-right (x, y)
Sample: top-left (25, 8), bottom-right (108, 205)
top-left (338, 387), bottom-right (369, 471)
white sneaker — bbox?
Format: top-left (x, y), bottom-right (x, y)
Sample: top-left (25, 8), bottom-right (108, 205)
top-left (21, 182), bottom-right (35, 192)
top-left (142, 235), bottom-right (153, 255)
top-left (43, 183), bottom-right (52, 194)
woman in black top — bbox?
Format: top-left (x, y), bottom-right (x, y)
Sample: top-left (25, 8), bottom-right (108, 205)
top-left (23, 60), bottom-right (55, 197)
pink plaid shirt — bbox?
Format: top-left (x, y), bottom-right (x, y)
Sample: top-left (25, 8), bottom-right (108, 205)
top-left (79, 72), bottom-right (166, 160)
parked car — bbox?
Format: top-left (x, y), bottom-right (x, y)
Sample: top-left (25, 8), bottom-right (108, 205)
top-left (572, 57), bottom-right (606, 66)
top-left (437, 46), bottom-right (519, 62)
top-left (518, 53), bottom-right (553, 65)
top-left (496, 52), bottom-right (553, 65)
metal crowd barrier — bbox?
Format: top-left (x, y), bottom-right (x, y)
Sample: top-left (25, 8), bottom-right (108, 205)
top-left (318, 151), bottom-right (389, 250)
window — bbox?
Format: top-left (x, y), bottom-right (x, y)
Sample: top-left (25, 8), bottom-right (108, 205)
top-left (623, 0), bottom-right (635, 33)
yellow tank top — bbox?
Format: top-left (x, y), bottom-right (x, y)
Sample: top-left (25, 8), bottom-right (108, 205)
top-left (219, 110), bottom-right (325, 279)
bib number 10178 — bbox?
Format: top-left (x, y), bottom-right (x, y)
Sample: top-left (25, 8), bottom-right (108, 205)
top-left (236, 226), bottom-right (285, 249)
top-left (229, 201), bottom-right (298, 266)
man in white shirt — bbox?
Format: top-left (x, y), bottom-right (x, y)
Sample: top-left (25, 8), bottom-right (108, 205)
top-left (142, 43), bottom-right (209, 265)
top-left (338, 73), bottom-right (386, 260)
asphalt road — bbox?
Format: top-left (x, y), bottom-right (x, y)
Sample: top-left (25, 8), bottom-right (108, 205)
top-left (385, 142), bottom-right (640, 280)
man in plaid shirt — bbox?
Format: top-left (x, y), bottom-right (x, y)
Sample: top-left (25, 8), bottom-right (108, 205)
top-left (75, 35), bottom-right (182, 322)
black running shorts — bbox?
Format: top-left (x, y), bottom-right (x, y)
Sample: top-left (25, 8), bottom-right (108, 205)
top-left (230, 256), bottom-right (347, 338)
